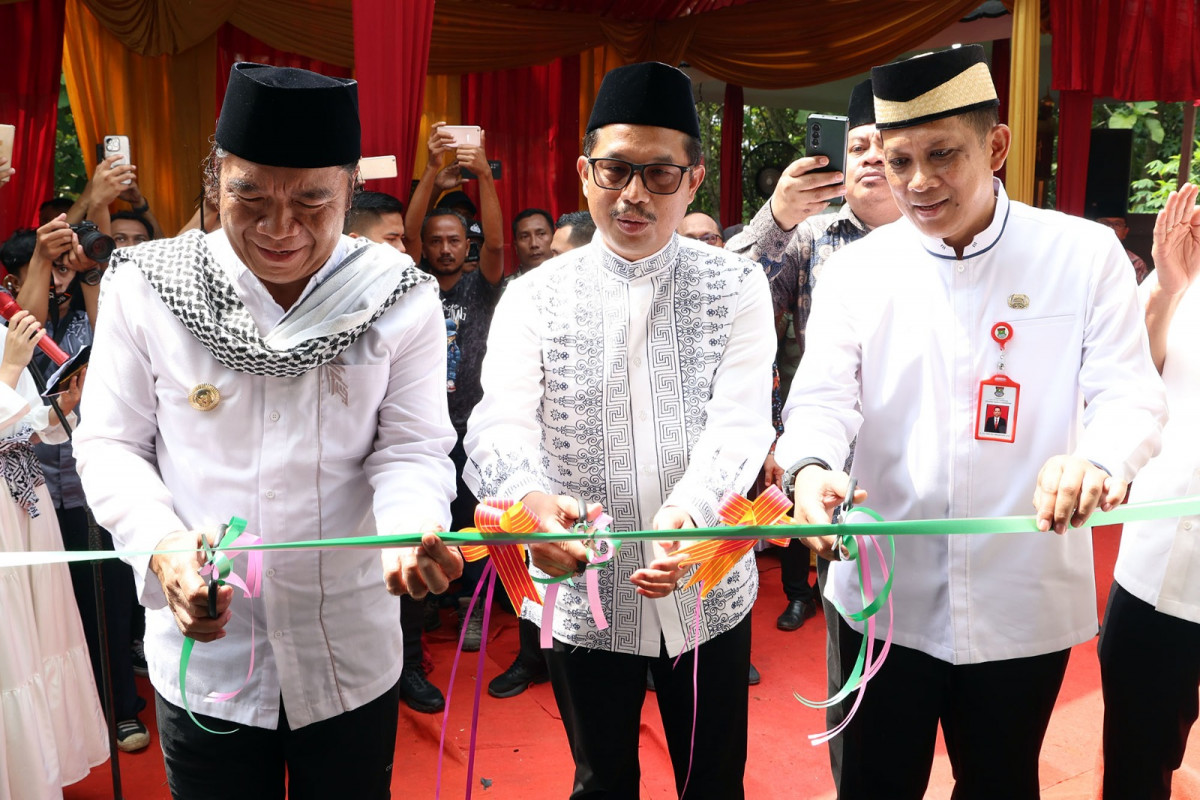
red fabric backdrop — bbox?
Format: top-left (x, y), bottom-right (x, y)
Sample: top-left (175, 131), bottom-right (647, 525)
top-left (461, 58), bottom-right (582, 272)
top-left (217, 24), bottom-right (352, 111)
top-left (0, 0), bottom-right (67, 241)
top-left (353, 0), bottom-right (435, 200)
top-left (719, 83), bottom-right (744, 230)
top-left (1051, 0), bottom-right (1200, 215)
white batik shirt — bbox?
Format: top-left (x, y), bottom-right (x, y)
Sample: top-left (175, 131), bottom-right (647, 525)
top-left (465, 233), bottom-right (776, 657)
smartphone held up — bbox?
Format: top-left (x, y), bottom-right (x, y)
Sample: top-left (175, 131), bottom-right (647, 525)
top-left (806, 114), bottom-right (848, 203)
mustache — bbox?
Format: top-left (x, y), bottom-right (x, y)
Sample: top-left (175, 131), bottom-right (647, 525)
top-left (611, 205), bottom-right (657, 224)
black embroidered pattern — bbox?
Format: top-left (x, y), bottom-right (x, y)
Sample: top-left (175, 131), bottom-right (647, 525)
top-left (495, 239), bottom-right (761, 653)
top-left (108, 230), bottom-right (430, 378)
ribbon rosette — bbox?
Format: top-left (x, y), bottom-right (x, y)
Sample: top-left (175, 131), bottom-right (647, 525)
top-left (532, 510), bottom-right (618, 647)
top-left (675, 485), bottom-right (793, 596)
top-left (458, 500), bottom-right (544, 614)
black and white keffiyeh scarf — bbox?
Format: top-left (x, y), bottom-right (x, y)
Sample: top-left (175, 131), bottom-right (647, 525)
top-left (108, 230), bottom-right (431, 377)
top-left (0, 426), bottom-right (45, 518)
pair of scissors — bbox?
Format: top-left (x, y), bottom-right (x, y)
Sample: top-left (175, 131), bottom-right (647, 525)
top-left (829, 477), bottom-right (857, 561)
top-left (201, 523), bottom-right (228, 619)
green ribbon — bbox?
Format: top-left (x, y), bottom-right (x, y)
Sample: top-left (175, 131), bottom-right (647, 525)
top-left (179, 517), bottom-right (248, 735)
top-left (4, 494), bottom-right (1199, 569)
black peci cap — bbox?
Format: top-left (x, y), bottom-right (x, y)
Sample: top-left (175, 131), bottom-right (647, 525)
top-left (871, 45), bottom-right (999, 131)
top-left (586, 61), bottom-right (701, 139)
top-left (216, 63), bottom-right (360, 168)
top-left (847, 79), bottom-right (876, 131)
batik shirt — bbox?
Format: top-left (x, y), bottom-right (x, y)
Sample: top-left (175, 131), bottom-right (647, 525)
top-left (727, 200), bottom-right (869, 367)
top-left (464, 234), bottom-right (776, 657)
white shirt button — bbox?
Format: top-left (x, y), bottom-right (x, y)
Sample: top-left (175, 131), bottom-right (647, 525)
top-left (273, 630), bottom-right (284, 639)
top-left (269, 411), bottom-right (280, 422)
top-left (1185, 522), bottom-right (1193, 531)
top-left (265, 490), bottom-right (276, 500)
top-left (639, 411), bottom-right (648, 421)
top-left (632, 356), bottom-right (643, 367)
top-left (266, 568), bottom-right (276, 578)
top-left (956, 263), bottom-right (965, 273)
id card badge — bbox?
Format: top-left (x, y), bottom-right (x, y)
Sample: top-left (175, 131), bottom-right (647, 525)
top-left (975, 374), bottom-right (1020, 443)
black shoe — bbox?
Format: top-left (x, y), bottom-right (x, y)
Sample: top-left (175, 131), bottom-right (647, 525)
top-left (748, 663), bottom-right (761, 685)
top-left (131, 639), bottom-right (148, 677)
top-left (488, 658), bottom-right (549, 698)
top-left (116, 717), bottom-right (149, 752)
top-left (776, 598), bottom-right (817, 631)
top-left (399, 665), bottom-right (445, 714)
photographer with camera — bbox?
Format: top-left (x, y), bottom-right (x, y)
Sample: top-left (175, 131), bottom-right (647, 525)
top-left (1, 216), bottom-right (152, 753)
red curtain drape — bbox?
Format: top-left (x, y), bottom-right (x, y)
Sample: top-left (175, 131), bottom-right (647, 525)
top-left (353, 0), bottom-right (434, 201)
top-left (0, 0), bottom-right (67, 241)
top-left (719, 83), bottom-right (744, 230)
top-left (217, 23), bottom-right (351, 113)
top-left (1051, 0), bottom-right (1200, 101)
top-left (1055, 90), bottom-right (1094, 217)
top-left (462, 59), bottom-right (579, 273)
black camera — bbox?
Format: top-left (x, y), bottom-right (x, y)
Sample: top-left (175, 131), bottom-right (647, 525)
top-left (71, 221), bottom-right (115, 263)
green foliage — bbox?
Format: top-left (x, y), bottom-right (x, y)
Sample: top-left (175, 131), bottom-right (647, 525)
top-left (1130, 142), bottom-right (1200, 212)
top-left (53, 77), bottom-right (87, 200)
top-left (693, 100), bottom-right (811, 225)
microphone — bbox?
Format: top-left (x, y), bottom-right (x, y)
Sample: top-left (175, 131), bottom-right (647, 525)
top-left (0, 292), bottom-right (90, 395)
top-left (0, 292), bottom-right (69, 365)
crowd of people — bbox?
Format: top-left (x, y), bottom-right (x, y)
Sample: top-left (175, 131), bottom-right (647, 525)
top-left (0, 44), bottom-right (1196, 800)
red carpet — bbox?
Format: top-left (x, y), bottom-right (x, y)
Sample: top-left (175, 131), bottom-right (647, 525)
top-left (66, 529), bottom-right (1200, 799)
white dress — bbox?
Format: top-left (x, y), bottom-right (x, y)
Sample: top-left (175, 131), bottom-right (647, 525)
top-left (0, 341), bottom-right (108, 799)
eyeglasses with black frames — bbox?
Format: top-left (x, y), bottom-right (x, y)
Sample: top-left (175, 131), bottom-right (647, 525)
top-left (587, 158), bottom-right (693, 195)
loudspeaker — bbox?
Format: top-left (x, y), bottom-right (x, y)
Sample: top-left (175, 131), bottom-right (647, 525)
top-left (1084, 128), bottom-right (1134, 218)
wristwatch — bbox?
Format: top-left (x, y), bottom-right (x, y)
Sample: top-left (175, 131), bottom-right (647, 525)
top-left (780, 456), bottom-right (831, 501)
top-left (80, 267), bottom-right (103, 286)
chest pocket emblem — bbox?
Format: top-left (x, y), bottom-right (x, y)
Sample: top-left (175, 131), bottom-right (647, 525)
top-left (188, 383), bottom-right (220, 411)
top-left (1007, 293), bottom-right (1030, 309)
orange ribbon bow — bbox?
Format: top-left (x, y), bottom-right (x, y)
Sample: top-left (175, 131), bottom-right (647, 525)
top-left (676, 485), bottom-right (794, 596)
top-left (460, 500), bottom-right (544, 612)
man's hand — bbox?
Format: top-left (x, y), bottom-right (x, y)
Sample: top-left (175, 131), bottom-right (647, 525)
top-left (434, 163), bottom-right (464, 192)
top-left (86, 154), bottom-right (136, 208)
top-left (628, 507), bottom-right (695, 597)
top-left (34, 215), bottom-right (81, 268)
top-left (1033, 455), bottom-right (1126, 534)
top-left (455, 132), bottom-right (491, 183)
top-left (382, 527), bottom-right (464, 599)
top-left (118, 177), bottom-right (146, 207)
top-left (425, 121), bottom-right (456, 169)
top-left (768, 156), bottom-right (847, 231)
top-left (791, 465), bottom-right (868, 561)
top-left (1152, 183), bottom-right (1200, 297)
top-left (519, 491), bottom-right (601, 578)
top-left (0, 156), bottom-right (13, 189)
top-left (149, 530), bottom-right (234, 643)
top-left (54, 369), bottom-right (85, 416)
top-left (759, 452), bottom-right (784, 492)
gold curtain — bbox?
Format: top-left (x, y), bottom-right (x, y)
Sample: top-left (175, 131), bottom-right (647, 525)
top-left (77, 0), bottom-right (235, 56)
top-left (413, 73), bottom-right (462, 178)
top-left (230, 0), bottom-right (354, 68)
top-left (64, 0), bottom-right (217, 235)
top-left (1006, 0), bottom-right (1040, 205)
top-left (427, 0), bottom-right (985, 89)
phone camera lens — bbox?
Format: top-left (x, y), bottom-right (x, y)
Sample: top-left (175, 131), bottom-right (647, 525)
top-left (811, 123), bottom-right (822, 134)
top-left (106, 140), bottom-right (117, 151)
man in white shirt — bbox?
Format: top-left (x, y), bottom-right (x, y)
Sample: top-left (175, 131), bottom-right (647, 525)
top-left (74, 63), bottom-right (461, 798)
top-left (777, 45), bottom-right (1167, 798)
top-left (1099, 183), bottom-right (1200, 799)
top-left (464, 61), bottom-right (775, 798)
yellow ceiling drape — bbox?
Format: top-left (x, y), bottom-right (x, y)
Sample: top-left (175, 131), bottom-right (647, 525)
top-left (64, 0), bottom-right (217, 235)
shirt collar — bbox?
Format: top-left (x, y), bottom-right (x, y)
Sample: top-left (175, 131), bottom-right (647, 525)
top-left (837, 202), bottom-right (868, 233)
top-left (597, 232), bottom-right (679, 280)
top-left (918, 177), bottom-right (1010, 261)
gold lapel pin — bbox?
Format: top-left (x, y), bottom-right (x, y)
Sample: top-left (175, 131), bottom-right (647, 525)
top-left (1007, 293), bottom-right (1030, 309)
top-left (188, 383), bottom-right (221, 411)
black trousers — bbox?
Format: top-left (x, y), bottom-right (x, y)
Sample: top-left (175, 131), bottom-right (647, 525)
top-left (545, 614), bottom-right (751, 799)
top-left (780, 539), bottom-right (815, 603)
top-left (828, 613), bottom-right (1070, 800)
top-left (58, 505), bottom-right (145, 721)
top-left (399, 594), bottom-right (423, 667)
top-left (1099, 581), bottom-right (1200, 800)
top-left (156, 680), bottom-right (401, 800)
